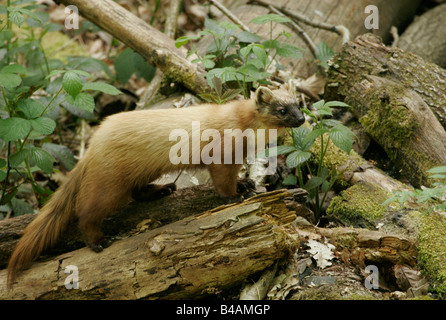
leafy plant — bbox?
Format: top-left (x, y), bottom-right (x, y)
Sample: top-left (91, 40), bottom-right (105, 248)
top-left (198, 76), bottom-right (241, 104)
top-left (175, 14), bottom-right (303, 98)
top-left (258, 100), bottom-right (353, 219)
top-left (315, 41), bottom-right (335, 69)
top-left (0, 1), bottom-right (122, 218)
top-left (383, 166), bottom-right (446, 213)
top-left (114, 47), bottom-right (156, 85)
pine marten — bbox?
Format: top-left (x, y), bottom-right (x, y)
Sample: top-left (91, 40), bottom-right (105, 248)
top-left (7, 86), bottom-right (305, 287)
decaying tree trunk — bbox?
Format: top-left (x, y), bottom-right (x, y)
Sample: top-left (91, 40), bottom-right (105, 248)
top-left (326, 33), bottom-right (446, 187)
top-left (326, 33), bottom-right (446, 130)
top-left (0, 185), bottom-right (310, 268)
top-left (0, 189), bottom-right (303, 299)
top-left (398, 2), bottom-right (446, 69)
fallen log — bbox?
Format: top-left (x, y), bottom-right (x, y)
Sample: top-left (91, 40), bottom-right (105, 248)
top-left (0, 189), bottom-right (305, 299)
top-left (398, 2), bottom-right (446, 69)
top-left (326, 33), bottom-right (446, 130)
top-left (325, 34), bottom-right (446, 187)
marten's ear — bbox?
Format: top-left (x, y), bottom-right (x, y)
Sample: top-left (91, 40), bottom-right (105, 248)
top-left (255, 87), bottom-right (276, 112)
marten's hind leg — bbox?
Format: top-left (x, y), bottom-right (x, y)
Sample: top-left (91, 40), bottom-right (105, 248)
top-left (132, 183), bottom-right (177, 201)
top-left (76, 186), bottom-right (130, 252)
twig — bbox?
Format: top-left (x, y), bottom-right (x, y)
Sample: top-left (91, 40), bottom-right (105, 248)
top-left (266, 5), bottom-right (316, 58)
top-left (78, 119), bottom-right (86, 160)
top-left (165, 0), bottom-right (181, 38)
top-left (137, 0), bottom-right (181, 110)
top-left (249, 0), bottom-right (350, 43)
top-left (209, 0), bottom-right (251, 32)
top-left (294, 85), bottom-right (319, 101)
top-left (390, 26), bottom-right (399, 48)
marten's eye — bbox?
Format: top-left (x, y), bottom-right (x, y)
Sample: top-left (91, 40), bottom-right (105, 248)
top-left (279, 109), bottom-right (287, 115)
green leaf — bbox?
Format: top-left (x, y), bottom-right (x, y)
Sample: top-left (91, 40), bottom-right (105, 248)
top-left (262, 39), bottom-right (281, 50)
top-left (219, 21), bottom-right (240, 30)
top-left (43, 142), bottom-right (76, 171)
top-left (304, 176), bottom-right (325, 191)
top-left (63, 71), bottom-right (83, 97)
top-left (302, 128), bottom-right (329, 147)
top-left (312, 100), bottom-right (325, 110)
top-left (0, 117), bottom-right (31, 141)
top-left (114, 48), bottom-right (135, 84)
top-left (237, 64), bottom-right (267, 81)
top-left (206, 67), bottom-right (238, 86)
top-left (283, 174), bottom-right (298, 186)
top-left (82, 82), bottom-right (122, 95)
top-left (17, 98), bottom-right (45, 119)
top-left (315, 41), bottom-right (335, 68)
top-left (45, 69), bottom-right (66, 79)
top-left (250, 14), bottom-right (291, 24)
top-left (9, 10), bottom-right (24, 27)
top-left (321, 180), bottom-right (330, 193)
top-left (1, 64), bottom-right (27, 74)
top-left (256, 145), bottom-right (296, 158)
top-left (236, 31), bottom-right (263, 43)
top-left (18, 8), bottom-right (42, 24)
top-left (10, 197), bottom-right (34, 216)
top-left (9, 148), bottom-right (28, 168)
top-left (174, 35), bottom-right (201, 48)
top-left (317, 105), bottom-right (333, 116)
top-left (329, 125), bottom-right (353, 154)
top-left (30, 117), bottom-right (56, 135)
top-left (252, 45), bottom-right (267, 65)
top-left (292, 127), bottom-right (313, 151)
top-left (0, 72), bottom-right (22, 90)
top-left (72, 92), bottom-right (95, 112)
top-left (427, 166), bottom-right (446, 174)
top-left (133, 53), bottom-right (156, 82)
top-left (324, 101), bottom-right (349, 108)
top-left (276, 43), bottom-right (303, 59)
top-left (28, 147), bottom-right (55, 174)
top-left (286, 150), bottom-right (311, 168)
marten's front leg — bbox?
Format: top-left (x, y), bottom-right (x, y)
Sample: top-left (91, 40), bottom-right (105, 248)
top-left (132, 183), bottom-right (177, 202)
top-left (208, 164), bottom-right (244, 203)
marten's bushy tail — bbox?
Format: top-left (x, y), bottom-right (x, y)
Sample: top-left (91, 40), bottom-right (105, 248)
top-left (7, 163), bottom-right (84, 288)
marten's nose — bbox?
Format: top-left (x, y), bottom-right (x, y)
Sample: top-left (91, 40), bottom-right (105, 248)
top-left (292, 109), bottom-right (305, 127)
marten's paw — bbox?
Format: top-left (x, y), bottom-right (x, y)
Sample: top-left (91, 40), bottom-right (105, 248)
top-left (89, 238), bottom-right (113, 253)
top-left (159, 183), bottom-right (177, 196)
top-left (132, 183), bottom-right (177, 201)
top-left (221, 194), bottom-right (244, 204)
top-left (236, 178), bottom-right (256, 194)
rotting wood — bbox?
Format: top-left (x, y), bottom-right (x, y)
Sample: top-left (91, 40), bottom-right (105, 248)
top-left (346, 75), bottom-right (446, 187)
top-left (0, 189), bottom-right (302, 299)
top-left (326, 33), bottom-right (446, 130)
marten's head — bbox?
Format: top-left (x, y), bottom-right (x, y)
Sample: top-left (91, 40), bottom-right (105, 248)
top-left (254, 86), bottom-right (305, 129)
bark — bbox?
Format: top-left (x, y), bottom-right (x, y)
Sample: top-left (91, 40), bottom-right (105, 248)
top-left (326, 33), bottom-right (446, 130)
top-left (325, 34), bottom-right (446, 187)
top-left (347, 75), bottom-right (446, 187)
top-left (57, 0), bottom-right (210, 94)
top-left (218, 0), bottom-right (422, 78)
top-left (316, 226), bottom-right (417, 268)
top-left (0, 185), bottom-right (222, 268)
top-left (0, 184), bottom-right (308, 268)
top-left (398, 2), bottom-right (446, 69)
top-left (0, 189), bottom-right (303, 300)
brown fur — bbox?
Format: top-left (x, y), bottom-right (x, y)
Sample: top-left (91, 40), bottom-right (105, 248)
top-left (7, 87), bottom-right (304, 288)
